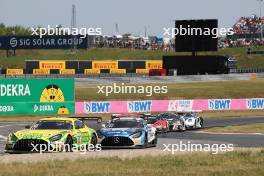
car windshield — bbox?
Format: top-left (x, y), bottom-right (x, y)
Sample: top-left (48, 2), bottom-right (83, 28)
top-left (107, 120), bottom-right (144, 128)
top-left (146, 117), bottom-right (158, 124)
top-left (160, 114), bottom-right (178, 119)
top-left (182, 114), bottom-right (194, 119)
top-left (31, 121), bottom-right (73, 130)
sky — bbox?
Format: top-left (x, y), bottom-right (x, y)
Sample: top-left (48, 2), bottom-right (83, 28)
top-left (0, 0), bottom-right (263, 36)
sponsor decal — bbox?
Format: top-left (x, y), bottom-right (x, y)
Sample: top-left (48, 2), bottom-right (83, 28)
top-left (110, 69), bottom-right (126, 74)
top-left (6, 69), bottom-right (24, 75)
top-left (84, 102), bottom-right (110, 113)
top-left (33, 69), bottom-right (50, 75)
top-left (0, 84), bottom-right (31, 97)
top-left (84, 69), bottom-right (100, 74)
top-left (247, 98), bottom-right (264, 110)
top-left (209, 99), bottom-right (231, 110)
top-left (128, 100), bottom-right (152, 113)
top-left (0, 105), bottom-right (14, 112)
top-left (34, 104), bottom-right (54, 113)
top-left (92, 61), bottom-right (118, 69)
top-left (136, 69), bottom-right (149, 74)
top-left (39, 61), bottom-right (65, 69)
top-left (59, 69), bottom-right (75, 75)
top-left (145, 61), bottom-right (163, 70)
top-left (168, 100), bottom-right (193, 112)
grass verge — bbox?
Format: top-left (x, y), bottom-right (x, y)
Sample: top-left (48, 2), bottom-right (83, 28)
top-left (0, 151), bottom-right (263, 176)
top-left (205, 123), bottom-right (264, 134)
top-left (75, 80), bottom-right (264, 100)
top-left (1, 47), bottom-right (264, 68)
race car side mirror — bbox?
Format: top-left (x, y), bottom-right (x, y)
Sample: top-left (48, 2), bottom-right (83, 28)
top-left (25, 125), bottom-right (30, 129)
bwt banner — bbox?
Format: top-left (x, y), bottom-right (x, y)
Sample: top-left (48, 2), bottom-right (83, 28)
top-left (75, 98), bottom-right (264, 114)
top-left (0, 35), bottom-right (87, 49)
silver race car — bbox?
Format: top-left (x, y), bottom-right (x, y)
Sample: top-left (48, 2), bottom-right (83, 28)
top-left (158, 113), bottom-right (186, 132)
top-left (179, 112), bottom-right (204, 129)
top-left (98, 117), bottom-right (157, 148)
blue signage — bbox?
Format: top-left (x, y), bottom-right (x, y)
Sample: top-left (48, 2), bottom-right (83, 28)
top-left (84, 102), bottom-right (110, 113)
top-left (0, 35), bottom-right (88, 49)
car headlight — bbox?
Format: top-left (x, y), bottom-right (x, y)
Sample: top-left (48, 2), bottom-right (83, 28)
top-left (131, 132), bottom-right (142, 138)
top-left (8, 133), bottom-right (17, 142)
top-left (49, 134), bottom-right (62, 142)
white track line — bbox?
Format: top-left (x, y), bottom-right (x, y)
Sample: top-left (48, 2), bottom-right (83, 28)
top-left (0, 124), bottom-right (28, 128)
top-left (0, 134), bottom-right (7, 140)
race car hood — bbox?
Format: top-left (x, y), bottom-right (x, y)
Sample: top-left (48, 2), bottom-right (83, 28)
top-left (100, 128), bottom-right (142, 137)
top-left (14, 130), bottom-right (69, 140)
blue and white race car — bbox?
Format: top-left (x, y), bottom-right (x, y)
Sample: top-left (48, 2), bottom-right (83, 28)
top-left (98, 117), bottom-right (157, 148)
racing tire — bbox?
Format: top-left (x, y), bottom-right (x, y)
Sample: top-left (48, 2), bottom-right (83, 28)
top-left (153, 133), bottom-right (158, 147)
top-left (179, 125), bottom-right (186, 132)
top-left (91, 134), bottom-right (97, 146)
top-left (199, 117), bottom-right (204, 129)
top-left (140, 133), bottom-right (148, 149)
top-left (65, 136), bottom-right (73, 152)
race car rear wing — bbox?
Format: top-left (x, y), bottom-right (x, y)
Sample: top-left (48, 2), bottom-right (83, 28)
top-left (68, 116), bottom-right (103, 123)
top-left (111, 113), bottom-right (148, 120)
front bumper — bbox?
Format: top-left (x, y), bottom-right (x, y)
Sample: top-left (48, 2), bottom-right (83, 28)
top-left (99, 136), bottom-right (144, 148)
top-left (5, 139), bottom-right (67, 153)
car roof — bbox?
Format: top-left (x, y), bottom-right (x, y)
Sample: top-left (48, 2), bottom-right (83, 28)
top-left (113, 117), bottom-right (144, 121)
top-left (39, 117), bottom-right (76, 122)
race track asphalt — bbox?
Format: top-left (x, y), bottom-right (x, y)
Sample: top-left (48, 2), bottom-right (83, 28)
top-left (0, 117), bottom-right (264, 153)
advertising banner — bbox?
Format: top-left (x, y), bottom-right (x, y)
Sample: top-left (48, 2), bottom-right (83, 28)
top-left (0, 35), bottom-right (88, 49)
top-left (75, 98), bottom-right (264, 114)
top-left (39, 60), bottom-right (66, 69)
top-left (6, 69), bottom-right (24, 75)
top-left (92, 61), bottom-right (118, 69)
top-left (0, 79), bottom-right (74, 115)
top-left (84, 69), bottom-right (100, 74)
top-left (145, 61), bottom-right (163, 70)
top-left (33, 69), bottom-right (50, 75)
top-left (110, 69), bottom-right (126, 74)
top-left (60, 69), bottom-right (75, 75)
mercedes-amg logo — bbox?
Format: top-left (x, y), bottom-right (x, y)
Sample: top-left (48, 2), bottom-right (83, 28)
top-left (114, 137), bottom-right (120, 143)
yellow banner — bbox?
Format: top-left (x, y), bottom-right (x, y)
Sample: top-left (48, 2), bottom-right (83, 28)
top-left (110, 69), bottom-right (126, 74)
top-left (59, 69), bottom-right (75, 75)
top-left (39, 61), bottom-right (65, 69)
top-left (84, 69), bottom-right (100, 74)
top-left (92, 61), bottom-right (118, 69)
top-left (33, 69), bottom-right (50, 75)
top-left (146, 61), bottom-right (163, 70)
top-left (6, 69), bottom-right (24, 75)
top-left (136, 69), bottom-right (149, 74)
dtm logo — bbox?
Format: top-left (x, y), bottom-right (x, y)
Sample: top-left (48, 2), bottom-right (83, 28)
top-left (128, 101), bottom-right (152, 113)
top-left (247, 99), bottom-right (264, 110)
top-left (209, 99), bottom-right (231, 110)
top-left (84, 102), bottom-right (110, 113)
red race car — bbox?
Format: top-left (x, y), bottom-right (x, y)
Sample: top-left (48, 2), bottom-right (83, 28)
top-left (144, 115), bottom-right (169, 133)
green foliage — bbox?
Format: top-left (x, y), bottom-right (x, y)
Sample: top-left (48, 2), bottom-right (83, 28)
top-left (0, 23), bottom-right (31, 35)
